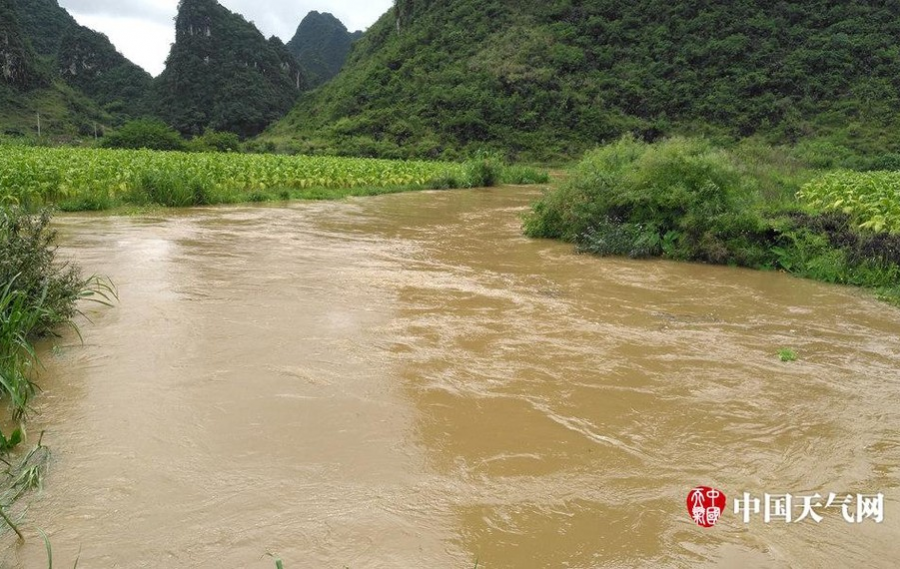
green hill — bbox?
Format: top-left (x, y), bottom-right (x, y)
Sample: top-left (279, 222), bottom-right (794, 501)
top-left (151, 0), bottom-right (306, 138)
top-left (286, 12), bottom-right (362, 88)
top-left (0, 0), bottom-right (114, 138)
top-left (12, 0), bottom-right (152, 117)
top-left (55, 24), bottom-right (154, 117)
top-left (0, 0), bottom-right (46, 90)
top-left (264, 0), bottom-right (900, 161)
top-left (12, 0), bottom-right (78, 58)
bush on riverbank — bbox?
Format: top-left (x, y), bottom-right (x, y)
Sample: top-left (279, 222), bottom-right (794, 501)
top-left (0, 207), bottom-right (113, 542)
top-left (524, 136), bottom-right (900, 302)
top-left (0, 207), bottom-right (95, 417)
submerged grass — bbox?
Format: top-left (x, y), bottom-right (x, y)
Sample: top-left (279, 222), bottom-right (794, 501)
top-left (778, 348), bottom-right (799, 362)
top-left (0, 433), bottom-right (51, 541)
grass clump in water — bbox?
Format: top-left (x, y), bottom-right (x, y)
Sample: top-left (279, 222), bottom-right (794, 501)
top-left (778, 348), bottom-right (798, 362)
top-left (1, 206), bottom-right (114, 416)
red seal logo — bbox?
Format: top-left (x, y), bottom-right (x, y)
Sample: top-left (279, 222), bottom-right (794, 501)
top-left (687, 486), bottom-right (727, 528)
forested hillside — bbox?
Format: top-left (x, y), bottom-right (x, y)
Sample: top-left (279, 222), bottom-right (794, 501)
top-left (0, 0), bottom-right (45, 90)
top-left (12, 0), bottom-right (152, 117)
top-left (0, 0), bottom-right (114, 137)
top-left (265, 0), bottom-right (900, 160)
top-left (12, 0), bottom-right (77, 57)
top-left (152, 0), bottom-right (306, 138)
top-left (286, 12), bottom-right (362, 88)
top-left (1, 0), bottom-right (362, 140)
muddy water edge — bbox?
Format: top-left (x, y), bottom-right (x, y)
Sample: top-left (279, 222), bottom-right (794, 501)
top-left (4, 186), bottom-right (900, 568)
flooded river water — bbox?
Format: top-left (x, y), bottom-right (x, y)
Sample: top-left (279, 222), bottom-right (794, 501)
top-left (5, 187), bottom-right (900, 567)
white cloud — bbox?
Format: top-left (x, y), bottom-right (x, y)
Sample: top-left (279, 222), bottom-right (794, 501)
top-left (58, 0), bottom-right (393, 77)
top-left (66, 12), bottom-right (175, 76)
top-left (62, 0), bottom-right (178, 26)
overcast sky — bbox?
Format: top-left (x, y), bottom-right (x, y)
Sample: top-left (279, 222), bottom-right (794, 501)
top-left (57, 0), bottom-right (393, 77)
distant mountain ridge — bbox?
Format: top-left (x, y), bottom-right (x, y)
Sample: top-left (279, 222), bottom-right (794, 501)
top-left (286, 11), bottom-right (362, 88)
top-left (0, 0), bottom-right (361, 139)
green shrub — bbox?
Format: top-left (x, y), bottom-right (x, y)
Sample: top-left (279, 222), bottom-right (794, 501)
top-left (791, 139), bottom-right (856, 169)
top-left (859, 153), bottom-right (900, 171)
top-left (500, 165), bottom-right (550, 185)
top-left (101, 119), bottom-right (186, 152)
top-left (0, 207), bottom-right (89, 416)
top-left (526, 136), bottom-right (900, 303)
top-left (136, 170), bottom-right (209, 207)
top-left (425, 172), bottom-right (462, 190)
top-left (525, 136), bottom-right (762, 260)
top-left (524, 136), bottom-right (647, 240)
top-left (461, 151), bottom-right (504, 188)
top-left (188, 130), bottom-right (241, 153)
top-left (0, 208), bottom-right (84, 333)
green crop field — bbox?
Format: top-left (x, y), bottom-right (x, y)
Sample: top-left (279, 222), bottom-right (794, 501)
top-left (0, 146), bottom-right (472, 210)
top-left (799, 171), bottom-right (900, 235)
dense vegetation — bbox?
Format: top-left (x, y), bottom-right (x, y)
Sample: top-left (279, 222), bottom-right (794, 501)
top-left (152, 0), bottom-right (306, 138)
top-left (1, 0), bottom-right (368, 140)
top-left (11, 0), bottom-right (79, 59)
top-left (286, 12), bottom-right (362, 88)
top-left (0, 0), bottom-right (149, 138)
top-left (800, 171), bottom-right (900, 235)
top-left (525, 136), bottom-right (900, 302)
top-left (265, 0), bottom-right (900, 161)
top-left (0, 144), bottom-right (545, 211)
top-left (0, 207), bottom-right (88, 417)
top-left (99, 119), bottom-right (192, 151)
top-left (11, 0), bottom-right (152, 117)
top-left (0, 0), bottom-right (46, 90)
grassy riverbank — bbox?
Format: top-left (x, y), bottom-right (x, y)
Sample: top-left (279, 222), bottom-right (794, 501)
top-left (525, 136), bottom-right (900, 304)
top-left (0, 144), bottom-right (547, 212)
top-left (0, 207), bottom-right (114, 542)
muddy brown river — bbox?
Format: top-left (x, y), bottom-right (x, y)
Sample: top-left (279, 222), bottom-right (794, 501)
top-left (3, 187), bottom-right (899, 567)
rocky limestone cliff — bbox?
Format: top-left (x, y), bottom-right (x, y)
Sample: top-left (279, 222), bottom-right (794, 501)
top-left (9, 0), bottom-right (151, 115)
top-left (0, 0), bottom-right (45, 89)
top-left (153, 0), bottom-right (305, 137)
top-left (286, 11), bottom-right (361, 88)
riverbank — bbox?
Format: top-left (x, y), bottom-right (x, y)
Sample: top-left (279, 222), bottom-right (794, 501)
top-left (0, 206), bottom-right (115, 548)
top-left (524, 136), bottom-right (900, 304)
